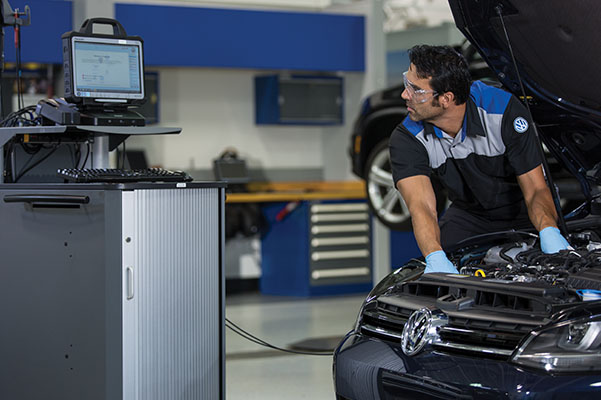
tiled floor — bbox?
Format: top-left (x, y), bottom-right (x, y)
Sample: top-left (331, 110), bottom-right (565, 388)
top-left (225, 293), bottom-right (368, 399)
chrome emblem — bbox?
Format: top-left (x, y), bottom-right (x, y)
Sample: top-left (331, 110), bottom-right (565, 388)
top-left (401, 308), bottom-right (432, 356)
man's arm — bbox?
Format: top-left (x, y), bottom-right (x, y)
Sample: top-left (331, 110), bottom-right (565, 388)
top-left (396, 175), bottom-right (442, 256)
top-left (516, 165), bottom-right (558, 231)
top-left (517, 165), bottom-right (570, 253)
top-left (397, 175), bottom-right (457, 273)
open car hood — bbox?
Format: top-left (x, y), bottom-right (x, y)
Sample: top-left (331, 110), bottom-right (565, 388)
top-left (449, 0), bottom-right (601, 200)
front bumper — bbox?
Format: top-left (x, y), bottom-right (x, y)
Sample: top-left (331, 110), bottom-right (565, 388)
top-left (333, 332), bottom-right (601, 400)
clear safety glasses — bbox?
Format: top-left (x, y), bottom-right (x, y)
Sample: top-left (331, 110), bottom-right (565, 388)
top-left (403, 71), bottom-right (438, 104)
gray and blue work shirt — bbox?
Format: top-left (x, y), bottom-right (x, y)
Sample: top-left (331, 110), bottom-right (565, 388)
top-left (389, 80), bottom-right (542, 220)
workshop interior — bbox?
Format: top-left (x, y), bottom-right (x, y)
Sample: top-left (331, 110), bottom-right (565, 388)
top-left (2, 0), bottom-right (601, 399)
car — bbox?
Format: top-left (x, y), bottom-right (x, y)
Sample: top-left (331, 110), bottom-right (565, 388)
top-left (349, 36), bottom-right (582, 231)
top-left (334, 0), bottom-right (601, 398)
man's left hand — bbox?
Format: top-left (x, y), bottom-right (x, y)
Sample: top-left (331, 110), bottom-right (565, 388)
top-left (539, 226), bottom-right (571, 253)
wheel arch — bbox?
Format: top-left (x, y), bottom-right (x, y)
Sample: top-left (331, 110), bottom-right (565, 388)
top-left (358, 108), bottom-right (406, 179)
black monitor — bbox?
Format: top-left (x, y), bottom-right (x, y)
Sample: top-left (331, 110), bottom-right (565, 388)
top-left (62, 18), bottom-right (145, 108)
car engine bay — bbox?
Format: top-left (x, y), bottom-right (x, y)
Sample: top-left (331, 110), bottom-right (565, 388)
top-left (453, 230), bottom-right (601, 298)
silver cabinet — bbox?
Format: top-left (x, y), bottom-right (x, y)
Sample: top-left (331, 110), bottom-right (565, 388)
top-left (0, 183), bottom-right (224, 400)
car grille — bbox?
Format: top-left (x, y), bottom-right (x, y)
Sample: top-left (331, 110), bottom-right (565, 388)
top-left (380, 370), bottom-right (473, 400)
top-left (359, 297), bottom-right (543, 359)
top-left (401, 281), bottom-right (556, 313)
top-left (360, 301), bottom-right (412, 340)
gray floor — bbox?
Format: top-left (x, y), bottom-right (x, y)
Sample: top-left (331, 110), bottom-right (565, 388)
top-left (225, 292), bottom-right (367, 399)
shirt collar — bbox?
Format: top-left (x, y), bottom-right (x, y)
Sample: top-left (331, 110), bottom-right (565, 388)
top-left (423, 121), bottom-right (443, 139)
top-left (464, 96), bottom-right (486, 138)
top-left (424, 96), bottom-right (486, 140)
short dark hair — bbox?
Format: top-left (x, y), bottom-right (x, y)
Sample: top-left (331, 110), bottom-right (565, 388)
top-left (408, 45), bottom-right (471, 105)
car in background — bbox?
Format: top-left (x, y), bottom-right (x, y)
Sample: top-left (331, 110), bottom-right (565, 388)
top-left (335, 0), bottom-right (601, 398)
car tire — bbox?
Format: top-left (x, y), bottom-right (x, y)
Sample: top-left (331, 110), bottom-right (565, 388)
top-left (364, 139), bottom-right (446, 231)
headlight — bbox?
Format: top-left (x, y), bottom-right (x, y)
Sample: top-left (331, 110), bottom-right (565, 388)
top-left (512, 317), bottom-right (601, 372)
top-left (352, 260), bottom-right (425, 332)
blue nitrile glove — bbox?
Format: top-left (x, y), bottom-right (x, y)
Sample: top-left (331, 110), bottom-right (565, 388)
top-left (424, 250), bottom-right (458, 274)
top-left (539, 226), bottom-right (571, 254)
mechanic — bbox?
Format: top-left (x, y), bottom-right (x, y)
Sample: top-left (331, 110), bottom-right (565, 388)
top-left (389, 44), bottom-right (570, 274)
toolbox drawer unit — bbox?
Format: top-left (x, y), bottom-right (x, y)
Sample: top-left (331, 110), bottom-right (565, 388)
top-left (261, 200), bottom-right (372, 296)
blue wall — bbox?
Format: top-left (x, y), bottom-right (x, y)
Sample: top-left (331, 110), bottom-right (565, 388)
top-left (115, 3), bottom-right (364, 71)
top-left (4, 0), bottom-right (72, 64)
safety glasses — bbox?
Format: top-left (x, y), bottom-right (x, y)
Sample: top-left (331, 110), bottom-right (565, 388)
top-left (403, 71), bottom-right (438, 104)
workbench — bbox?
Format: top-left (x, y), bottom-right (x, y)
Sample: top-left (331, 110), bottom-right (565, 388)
top-left (225, 180), bottom-right (366, 203)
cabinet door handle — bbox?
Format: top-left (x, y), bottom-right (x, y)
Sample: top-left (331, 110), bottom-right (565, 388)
top-left (3, 194), bottom-right (90, 204)
top-left (126, 267), bottom-right (134, 300)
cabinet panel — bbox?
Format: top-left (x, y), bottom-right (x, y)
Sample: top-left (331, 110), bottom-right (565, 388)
top-left (123, 188), bottom-right (222, 400)
top-left (0, 189), bottom-right (121, 400)
top-left (255, 75), bottom-right (343, 125)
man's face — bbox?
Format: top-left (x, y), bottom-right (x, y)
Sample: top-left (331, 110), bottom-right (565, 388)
top-left (401, 64), bottom-right (443, 122)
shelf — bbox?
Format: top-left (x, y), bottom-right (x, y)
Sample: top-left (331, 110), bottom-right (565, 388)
top-left (225, 180), bottom-right (366, 203)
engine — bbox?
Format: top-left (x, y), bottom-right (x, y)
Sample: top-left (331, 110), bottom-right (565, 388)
top-left (451, 231), bottom-right (601, 292)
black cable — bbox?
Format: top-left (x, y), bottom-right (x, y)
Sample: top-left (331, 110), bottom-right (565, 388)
top-left (73, 144), bottom-right (81, 168)
top-left (225, 317), bottom-right (333, 356)
top-left (494, 5), bottom-right (568, 237)
top-left (225, 322), bottom-right (332, 357)
top-left (80, 142), bottom-right (90, 168)
top-left (0, 104), bottom-right (36, 127)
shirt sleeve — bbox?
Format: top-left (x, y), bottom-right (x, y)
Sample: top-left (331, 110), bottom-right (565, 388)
top-left (389, 123), bottom-right (431, 185)
top-left (501, 95), bottom-right (542, 175)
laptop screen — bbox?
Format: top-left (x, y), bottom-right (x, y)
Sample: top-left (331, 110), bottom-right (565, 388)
top-left (71, 36), bottom-right (145, 102)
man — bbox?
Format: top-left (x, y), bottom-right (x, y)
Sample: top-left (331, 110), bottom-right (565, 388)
top-left (389, 45), bottom-right (570, 274)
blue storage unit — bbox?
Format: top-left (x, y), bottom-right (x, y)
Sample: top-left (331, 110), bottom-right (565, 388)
top-left (390, 229), bottom-right (421, 270)
top-left (255, 74), bottom-right (344, 125)
top-left (261, 200), bottom-right (372, 296)
top-left (115, 3), bottom-right (364, 71)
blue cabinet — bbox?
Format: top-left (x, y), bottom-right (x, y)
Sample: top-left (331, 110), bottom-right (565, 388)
top-left (255, 75), bottom-right (344, 125)
top-left (260, 200), bottom-right (372, 296)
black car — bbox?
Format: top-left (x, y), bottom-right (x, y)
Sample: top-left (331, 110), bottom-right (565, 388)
top-left (335, 0), bottom-right (601, 398)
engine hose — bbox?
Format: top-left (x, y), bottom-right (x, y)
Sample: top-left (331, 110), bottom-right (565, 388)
top-left (499, 242), bottom-right (519, 263)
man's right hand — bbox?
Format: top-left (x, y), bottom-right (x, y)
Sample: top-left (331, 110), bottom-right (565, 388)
top-left (425, 250), bottom-right (458, 274)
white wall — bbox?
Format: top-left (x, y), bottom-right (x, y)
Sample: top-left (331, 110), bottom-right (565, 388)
top-left (126, 68), bottom-right (363, 179)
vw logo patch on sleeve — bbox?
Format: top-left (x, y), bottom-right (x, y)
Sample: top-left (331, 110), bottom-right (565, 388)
top-left (513, 116), bottom-right (529, 133)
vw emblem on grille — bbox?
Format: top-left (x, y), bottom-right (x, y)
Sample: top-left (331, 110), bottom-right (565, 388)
top-left (401, 308), bottom-right (433, 356)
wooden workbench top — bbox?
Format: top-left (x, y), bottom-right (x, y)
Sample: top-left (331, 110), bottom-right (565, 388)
top-left (225, 180), bottom-right (366, 203)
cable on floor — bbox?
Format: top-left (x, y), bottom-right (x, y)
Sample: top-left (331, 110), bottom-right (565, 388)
top-left (225, 317), bottom-right (334, 357)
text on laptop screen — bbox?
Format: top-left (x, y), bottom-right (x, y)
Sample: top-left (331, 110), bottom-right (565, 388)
top-left (71, 36), bottom-right (144, 101)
